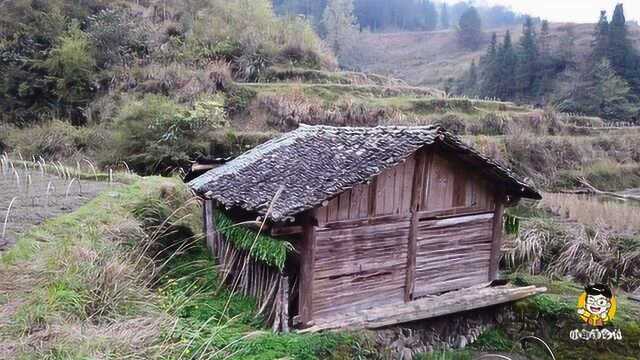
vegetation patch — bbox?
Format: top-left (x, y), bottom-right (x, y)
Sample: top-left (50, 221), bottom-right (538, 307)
top-left (214, 211), bottom-right (294, 271)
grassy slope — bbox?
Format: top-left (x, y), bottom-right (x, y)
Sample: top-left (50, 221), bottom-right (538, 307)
top-left (354, 23), bottom-right (640, 89)
top-left (0, 177), bottom-right (366, 360)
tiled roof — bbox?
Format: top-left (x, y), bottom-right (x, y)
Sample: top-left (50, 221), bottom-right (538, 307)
top-left (189, 125), bottom-right (541, 221)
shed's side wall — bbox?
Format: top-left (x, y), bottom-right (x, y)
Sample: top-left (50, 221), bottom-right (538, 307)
top-left (299, 148), bottom-right (505, 327)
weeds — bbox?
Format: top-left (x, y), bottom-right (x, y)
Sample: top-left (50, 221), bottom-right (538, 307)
top-left (1, 177), bottom-right (361, 359)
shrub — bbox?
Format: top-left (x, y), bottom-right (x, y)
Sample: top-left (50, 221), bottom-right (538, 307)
top-left (5, 119), bottom-right (107, 161)
top-left (433, 114), bottom-right (466, 134)
top-left (43, 25), bottom-right (97, 124)
top-left (112, 94), bottom-right (227, 174)
top-left (225, 85), bottom-right (258, 116)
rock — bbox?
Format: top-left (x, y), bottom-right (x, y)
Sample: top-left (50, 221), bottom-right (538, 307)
top-left (455, 335), bottom-right (468, 349)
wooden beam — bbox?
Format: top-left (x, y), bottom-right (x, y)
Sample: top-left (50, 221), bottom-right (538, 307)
top-left (271, 225), bottom-right (303, 237)
top-left (489, 194), bottom-right (506, 281)
top-left (317, 213), bottom-right (410, 231)
top-left (204, 199), bottom-right (215, 253)
top-left (299, 285), bottom-right (547, 332)
top-left (417, 207), bottom-right (494, 221)
top-left (299, 213), bottom-right (317, 326)
top-left (405, 150), bottom-right (427, 302)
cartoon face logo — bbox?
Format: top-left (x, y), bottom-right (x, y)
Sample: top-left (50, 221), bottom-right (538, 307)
top-left (577, 284), bottom-right (617, 327)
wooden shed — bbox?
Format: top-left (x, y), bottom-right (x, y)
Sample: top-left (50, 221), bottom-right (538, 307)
top-left (189, 125), bottom-right (543, 331)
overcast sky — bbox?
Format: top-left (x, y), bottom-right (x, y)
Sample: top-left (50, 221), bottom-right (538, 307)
top-left (454, 1), bottom-right (640, 24)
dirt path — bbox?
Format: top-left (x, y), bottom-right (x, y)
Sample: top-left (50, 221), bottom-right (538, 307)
top-left (0, 165), bottom-right (111, 251)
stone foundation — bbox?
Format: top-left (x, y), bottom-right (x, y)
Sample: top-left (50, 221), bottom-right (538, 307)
top-left (374, 305), bottom-right (515, 359)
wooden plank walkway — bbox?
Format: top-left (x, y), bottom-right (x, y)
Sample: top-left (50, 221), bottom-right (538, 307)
top-left (300, 284), bottom-right (546, 332)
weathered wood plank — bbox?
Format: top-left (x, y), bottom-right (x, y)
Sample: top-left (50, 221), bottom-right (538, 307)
top-left (405, 150), bottom-right (427, 302)
top-left (489, 194), bottom-right (506, 281)
top-left (271, 225), bottom-right (303, 237)
top-left (414, 212), bottom-right (494, 297)
top-left (299, 285), bottom-right (547, 332)
top-left (312, 221), bottom-right (410, 319)
top-left (204, 200), bottom-right (215, 252)
top-left (338, 191), bottom-right (351, 221)
top-left (299, 214), bottom-right (317, 326)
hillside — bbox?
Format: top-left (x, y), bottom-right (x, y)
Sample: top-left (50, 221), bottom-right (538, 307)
top-left (1, 1), bottom-right (640, 359)
top-left (351, 22), bottom-right (640, 90)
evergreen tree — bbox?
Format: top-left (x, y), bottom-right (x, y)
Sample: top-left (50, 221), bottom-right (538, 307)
top-left (421, 0), bottom-right (438, 31)
top-left (464, 59), bottom-right (478, 95)
top-left (457, 6), bottom-right (482, 50)
top-left (322, 0), bottom-right (358, 57)
top-left (440, 3), bottom-right (450, 29)
top-left (607, 3), bottom-right (640, 94)
top-left (516, 16), bottom-right (538, 96)
top-left (592, 10), bottom-right (609, 62)
top-left (559, 25), bottom-right (577, 68)
top-left (539, 20), bottom-right (551, 58)
top-left (480, 32), bottom-right (499, 97)
top-left (608, 4), bottom-right (627, 73)
top-left (538, 20), bottom-right (553, 96)
top-left (587, 59), bottom-right (638, 120)
top-left (496, 30), bottom-right (517, 100)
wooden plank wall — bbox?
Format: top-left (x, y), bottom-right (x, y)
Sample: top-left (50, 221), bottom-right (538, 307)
top-left (315, 155), bottom-right (416, 226)
top-left (301, 148), bottom-right (504, 325)
top-left (413, 213), bottom-right (495, 298)
top-left (423, 153), bottom-right (495, 212)
top-left (311, 221), bottom-right (410, 319)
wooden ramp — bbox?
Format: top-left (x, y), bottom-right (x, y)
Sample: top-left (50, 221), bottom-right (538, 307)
top-left (300, 285), bottom-right (546, 332)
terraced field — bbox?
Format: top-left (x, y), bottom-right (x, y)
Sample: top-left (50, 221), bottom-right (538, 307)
top-left (0, 159), bottom-right (111, 251)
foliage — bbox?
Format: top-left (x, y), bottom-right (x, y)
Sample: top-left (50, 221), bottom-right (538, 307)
top-left (87, 8), bottom-right (148, 69)
top-left (322, 0), bottom-right (359, 61)
top-left (213, 211), bottom-right (294, 271)
top-left (464, 4), bottom-right (640, 122)
top-left (4, 119), bottom-right (107, 161)
top-left (112, 94), bottom-right (226, 175)
top-left (587, 59), bottom-right (638, 120)
top-left (457, 6), bottom-right (483, 50)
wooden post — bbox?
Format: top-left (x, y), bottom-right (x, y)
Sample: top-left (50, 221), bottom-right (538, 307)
top-left (280, 275), bottom-right (290, 333)
top-left (204, 199), bottom-right (216, 253)
top-left (489, 194), bottom-right (505, 281)
top-left (405, 151), bottom-right (428, 302)
top-left (299, 212), bottom-right (316, 326)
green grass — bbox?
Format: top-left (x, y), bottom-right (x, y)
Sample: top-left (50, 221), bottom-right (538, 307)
top-left (0, 176), bottom-right (365, 359)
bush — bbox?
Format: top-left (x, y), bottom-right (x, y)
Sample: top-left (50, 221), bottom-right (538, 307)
top-left (5, 120), bottom-right (107, 161)
top-left (43, 25), bottom-right (97, 125)
top-left (225, 85), bottom-right (258, 116)
top-left (432, 114), bottom-right (467, 134)
top-left (112, 94), bottom-right (227, 174)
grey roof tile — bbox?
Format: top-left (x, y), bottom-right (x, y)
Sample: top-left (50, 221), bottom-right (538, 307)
top-left (189, 125), bottom-right (541, 221)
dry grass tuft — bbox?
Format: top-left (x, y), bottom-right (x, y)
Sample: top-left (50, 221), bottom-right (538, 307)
top-left (258, 91), bottom-right (404, 130)
top-left (504, 217), bottom-right (640, 291)
top-left (541, 192), bottom-right (640, 233)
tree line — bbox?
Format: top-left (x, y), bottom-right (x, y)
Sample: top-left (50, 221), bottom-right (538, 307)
top-left (458, 4), bottom-right (640, 122)
top-left (273, 0), bottom-right (524, 32)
